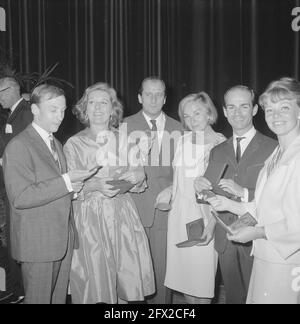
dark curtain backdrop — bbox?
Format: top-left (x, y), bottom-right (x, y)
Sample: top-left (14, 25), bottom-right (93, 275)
top-left (0, 0), bottom-right (300, 141)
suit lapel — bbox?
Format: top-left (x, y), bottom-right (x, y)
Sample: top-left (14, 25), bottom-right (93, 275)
top-left (7, 99), bottom-right (26, 124)
top-left (27, 125), bottom-right (62, 173)
top-left (225, 137), bottom-right (237, 168)
top-left (136, 110), bottom-right (152, 130)
top-left (239, 132), bottom-right (261, 165)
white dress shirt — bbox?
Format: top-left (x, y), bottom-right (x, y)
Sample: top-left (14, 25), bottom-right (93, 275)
top-left (10, 98), bottom-right (24, 115)
top-left (233, 126), bottom-right (256, 158)
top-left (32, 122), bottom-right (73, 193)
top-left (142, 111), bottom-right (166, 150)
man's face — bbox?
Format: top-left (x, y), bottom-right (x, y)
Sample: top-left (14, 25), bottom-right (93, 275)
top-left (138, 80), bottom-right (166, 118)
top-left (0, 83), bottom-right (19, 109)
top-left (32, 95), bottom-right (66, 133)
top-left (223, 89), bottom-right (258, 134)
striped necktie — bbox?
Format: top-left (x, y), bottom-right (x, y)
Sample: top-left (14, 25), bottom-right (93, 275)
top-left (49, 135), bottom-right (61, 171)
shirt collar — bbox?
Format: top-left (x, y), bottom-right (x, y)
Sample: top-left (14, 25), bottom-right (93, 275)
top-left (32, 122), bottom-right (52, 143)
top-left (10, 98), bottom-right (24, 114)
top-left (142, 111), bottom-right (165, 128)
top-left (233, 126), bottom-right (256, 141)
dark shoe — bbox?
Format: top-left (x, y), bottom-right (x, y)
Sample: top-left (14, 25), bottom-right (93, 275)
top-left (10, 295), bottom-right (24, 304)
top-left (0, 293), bottom-right (24, 304)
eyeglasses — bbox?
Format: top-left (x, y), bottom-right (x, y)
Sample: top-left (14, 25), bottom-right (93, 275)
top-left (0, 86), bottom-right (12, 93)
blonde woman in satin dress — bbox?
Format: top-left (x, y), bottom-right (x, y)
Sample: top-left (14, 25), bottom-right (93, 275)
top-left (64, 82), bottom-right (155, 304)
top-left (156, 92), bottom-right (226, 304)
top-left (208, 77), bottom-right (300, 304)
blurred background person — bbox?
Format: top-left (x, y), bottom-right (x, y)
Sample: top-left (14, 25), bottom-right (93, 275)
top-left (156, 92), bottom-right (225, 304)
top-left (64, 82), bottom-right (155, 304)
top-left (0, 77), bottom-right (33, 303)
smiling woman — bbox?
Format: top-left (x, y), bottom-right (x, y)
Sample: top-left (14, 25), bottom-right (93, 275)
top-left (260, 78), bottom-right (300, 147)
top-left (72, 82), bottom-right (123, 129)
top-left (63, 82), bottom-right (155, 304)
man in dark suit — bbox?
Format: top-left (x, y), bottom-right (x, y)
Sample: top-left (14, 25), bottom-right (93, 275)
top-left (194, 85), bottom-right (277, 304)
top-left (124, 77), bottom-right (182, 304)
top-left (3, 84), bottom-right (94, 304)
top-left (0, 77), bottom-right (33, 303)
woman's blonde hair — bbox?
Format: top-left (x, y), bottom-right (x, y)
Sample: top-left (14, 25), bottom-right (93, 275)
top-left (73, 82), bottom-right (123, 128)
top-left (259, 77), bottom-right (300, 110)
top-left (178, 92), bottom-right (218, 129)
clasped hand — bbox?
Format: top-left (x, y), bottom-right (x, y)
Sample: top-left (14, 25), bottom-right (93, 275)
top-left (218, 179), bottom-right (244, 198)
top-left (68, 169), bottom-right (99, 193)
top-left (118, 169), bottom-right (145, 185)
top-left (227, 226), bottom-right (265, 244)
top-left (194, 176), bottom-right (244, 198)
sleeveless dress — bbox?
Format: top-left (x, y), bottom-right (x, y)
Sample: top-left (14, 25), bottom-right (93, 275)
top-left (164, 131), bottom-right (226, 298)
top-left (64, 128), bottom-right (155, 304)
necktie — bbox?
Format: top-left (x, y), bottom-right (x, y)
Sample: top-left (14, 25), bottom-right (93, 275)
top-left (236, 137), bottom-right (245, 164)
top-left (267, 146), bottom-right (283, 178)
top-left (49, 135), bottom-right (61, 171)
top-left (149, 119), bottom-right (159, 166)
top-left (150, 119), bottom-right (157, 131)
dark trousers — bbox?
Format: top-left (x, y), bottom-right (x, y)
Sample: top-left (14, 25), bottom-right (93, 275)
top-left (218, 241), bottom-right (253, 304)
top-left (4, 195), bottom-right (24, 297)
top-left (0, 194), bottom-right (23, 300)
top-left (145, 209), bottom-right (171, 304)
top-left (22, 226), bottom-right (74, 304)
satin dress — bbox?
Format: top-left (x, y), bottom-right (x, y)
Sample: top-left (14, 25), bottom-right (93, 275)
top-left (164, 132), bottom-right (226, 298)
top-left (64, 128), bottom-right (155, 304)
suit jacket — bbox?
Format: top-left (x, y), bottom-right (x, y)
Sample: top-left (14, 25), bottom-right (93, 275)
top-left (123, 111), bottom-right (183, 227)
top-left (246, 135), bottom-right (300, 264)
top-left (206, 131), bottom-right (278, 254)
top-left (3, 125), bottom-right (77, 263)
top-left (0, 99), bottom-right (33, 194)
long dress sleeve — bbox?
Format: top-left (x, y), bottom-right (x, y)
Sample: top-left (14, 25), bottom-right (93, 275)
top-left (263, 157), bottom-right (300, 260)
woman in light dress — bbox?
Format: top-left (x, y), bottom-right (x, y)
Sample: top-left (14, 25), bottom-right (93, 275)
top-left (156, 92), bottom-right (226, 304)
top-left (207, 77), bottom-right (300, 304)
top-left (63, 82), bottom-right (155, 304)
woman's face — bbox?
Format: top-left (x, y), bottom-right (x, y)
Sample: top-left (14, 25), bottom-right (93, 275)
top-left (183, 101), bottom-right (210, 131)
top-left (264, 98), bottom-right (300, 138)
top-left (86, 90), bottom-right (112, 126)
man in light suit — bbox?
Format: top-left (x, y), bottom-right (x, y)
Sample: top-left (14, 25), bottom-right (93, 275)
top-left (0, 77), bottom-right (33, 303)
top-left (195, 85), bottom-right (277, 304)
top-left (124, 77), bottom-right (182, 304)
top-left (3, 84), bottom-right (94, 304)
